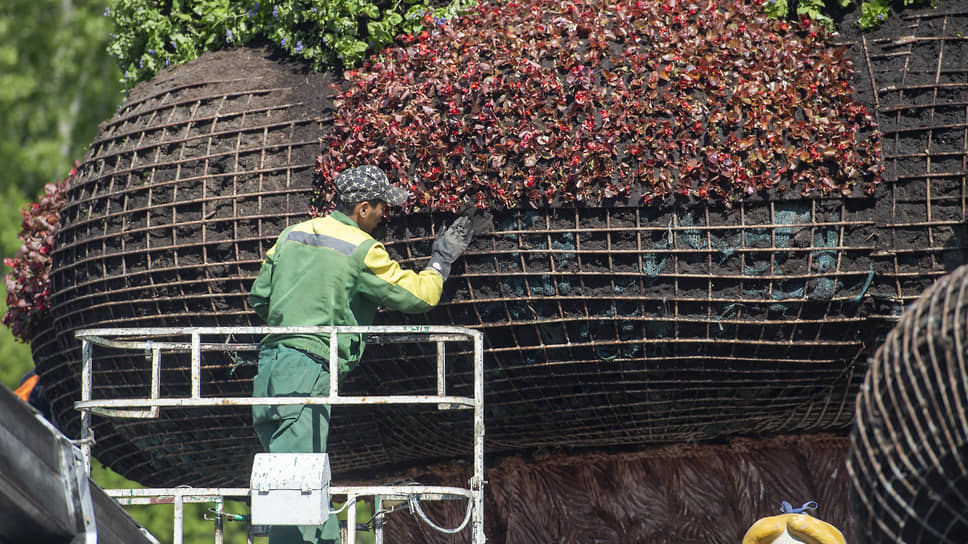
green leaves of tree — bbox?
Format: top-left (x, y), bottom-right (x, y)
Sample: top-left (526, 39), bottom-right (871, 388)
top-left (1, 0), bottom-right (121, 389)
top-left (0, 0), bottom-right (120, 197)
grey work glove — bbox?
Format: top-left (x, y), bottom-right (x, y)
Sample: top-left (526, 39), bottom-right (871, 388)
top-left (426, 216), bottom-right (473, 281)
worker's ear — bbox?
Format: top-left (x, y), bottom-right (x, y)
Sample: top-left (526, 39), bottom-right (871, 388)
top-left (355, 201), bottom-right (370, 218)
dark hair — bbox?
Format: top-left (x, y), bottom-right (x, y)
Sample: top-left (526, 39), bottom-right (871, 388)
top-left (334, 197), bottom-right (383, 215)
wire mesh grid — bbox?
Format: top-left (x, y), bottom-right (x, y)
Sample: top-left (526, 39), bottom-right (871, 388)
top-left (27, 9), bottom-right (968, 488)
top-left (35, 47), bottom-right (335, 485)
top-left (849, 263), bottom-right (968, 543)
top-left (860, 8), bottom-right (968, 317)
top-left (371, 201), bottom-right (878, 452)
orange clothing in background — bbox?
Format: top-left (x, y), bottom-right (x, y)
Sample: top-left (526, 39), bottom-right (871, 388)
top-left (14, 373), bottom-right (39, 403)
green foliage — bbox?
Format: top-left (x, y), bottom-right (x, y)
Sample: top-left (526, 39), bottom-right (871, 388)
top-left (858, 0), bottom-right (893, 29)
top-left (0, 298), bottom-right (33, 389)
top-left (107, 0), bottom-right (478, 90)
top-left (761, 0), bottom-right (937, 30)
top-left (762, 0), bottom-right (790, 19)
top-left (0, 1), bottom-right (121, 198)
top-left (1, 1), bottom-right (121, 386)
top-left (796, 0), bottom-right (836, 27)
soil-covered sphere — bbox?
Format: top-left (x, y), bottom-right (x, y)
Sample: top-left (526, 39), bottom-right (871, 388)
top-left (850, 264), bottom-right (968, 543)
top-left (29, 3), bottom-right (968, 513)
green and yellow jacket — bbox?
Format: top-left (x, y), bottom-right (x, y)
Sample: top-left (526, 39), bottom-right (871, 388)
top-left (249, 211), bottom-right (443, 372)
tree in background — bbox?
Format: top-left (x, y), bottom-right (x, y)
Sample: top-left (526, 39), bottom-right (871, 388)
top-left (0, 0), bottom-right (121, 389)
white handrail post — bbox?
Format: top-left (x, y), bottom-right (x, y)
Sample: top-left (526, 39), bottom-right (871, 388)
top-left (436, 341), bottom-right (446, 398)
top-left (191, 332), bottom-right (201, 398)
top-left (80, 339), bottom-right (93, 475)
top-left (214, 496), bottom-right (224, 544)
top-left (150, 345), bottom-right (161, 418)
top-left (472, 331), bottom-right (486, 543)
top-left (374, 495), bottom-right (384, 544)
top-left (173, 494), bottom-right (184, 544)
top-left (346, 494), bottom-right (357, 544)
top-left (329, 328), bottom-right (339, 397)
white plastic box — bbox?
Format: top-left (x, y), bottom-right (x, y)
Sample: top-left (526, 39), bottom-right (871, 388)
top-left (250, 453), bottom-right (331, 525)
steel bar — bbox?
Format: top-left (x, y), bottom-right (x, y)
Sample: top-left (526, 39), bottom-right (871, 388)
top-left (191, 332), bottom-right (201, 399)
top-left (330, 330), bottom-right (339, 397)
top-left (78, 396), bottom-right (476, 413)
top-left (214, 497), bottom-right (224, 544)
top-left (173, 494), bottom-right (184, 544)
top-left (80, 339), bottom-right (93, 475)
top-left (374, 495), bottom-right (384, 544)
top-left (106, 485), bottom-right (474, 501)
top-left (473, 332), bottom-right (486, 544)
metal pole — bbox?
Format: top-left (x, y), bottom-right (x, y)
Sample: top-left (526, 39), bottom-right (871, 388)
top-left (374, 495), bottom-right (384, 544)
top-left (80, 339), bottom-right (92, 475)
top-left (329, 329), bottom-right (339, 397)
top-left (173, 494), bottom-right (184, 544)
top-left (191, 332), bottom-right (201, 398)
top-left (214, 497), bottom-right (224, 544)
top-left (437, 341), bottom-right (446, 398)
top-left (150, 345), bottom-right (161, 418)
top-left (472, 332), bottom-right (486, 543)
top-left (346, 494), bottom-right (357, 544)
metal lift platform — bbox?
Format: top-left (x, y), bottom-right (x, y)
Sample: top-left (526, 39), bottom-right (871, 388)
top-left (72, 325), bottom-right (486, 544)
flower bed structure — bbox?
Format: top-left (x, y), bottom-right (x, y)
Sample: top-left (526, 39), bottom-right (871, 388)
top-left (18, 5), bottom-right (968, 541)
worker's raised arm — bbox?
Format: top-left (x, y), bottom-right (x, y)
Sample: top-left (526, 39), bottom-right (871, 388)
top-left (359, 241), bottom-right (444, 312)
top-left (357, 216), bottom-right (474, 313)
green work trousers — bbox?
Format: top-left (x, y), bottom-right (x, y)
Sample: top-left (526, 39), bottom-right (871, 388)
top-left (253, 344), bottom-right (340, 544)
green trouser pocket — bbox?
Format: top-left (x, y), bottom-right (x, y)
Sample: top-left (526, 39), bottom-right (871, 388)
top-left (253, 344), bottom-right (339, 543)
top-left (252, 344), bottom-right (332, 452)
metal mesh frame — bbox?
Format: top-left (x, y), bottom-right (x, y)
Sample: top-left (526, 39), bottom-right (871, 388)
top-left (860, 8), bottom-right (968, 314)
top-left (847, 10), bottom-right (968, 542)
top-left (373, 201), bottom-right (878, 450)
top-left (29, 7), bottom-right (968, 488)
top-left (35, 47), bottom-right (333, 485)
top-left (849, 263), bottom-right (968, 542)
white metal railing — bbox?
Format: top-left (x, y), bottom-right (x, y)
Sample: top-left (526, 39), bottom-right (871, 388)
top-left (75, 325), bottom-right (485, 544)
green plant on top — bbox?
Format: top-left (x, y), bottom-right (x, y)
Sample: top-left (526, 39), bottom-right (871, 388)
top-left (106, 0), bottom-right (476, 91)
top-left (761, 0), bottom-right (937, 30)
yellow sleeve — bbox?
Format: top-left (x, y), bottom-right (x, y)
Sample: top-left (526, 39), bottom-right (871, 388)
top-left (360, 241), bottom-right (443, 312)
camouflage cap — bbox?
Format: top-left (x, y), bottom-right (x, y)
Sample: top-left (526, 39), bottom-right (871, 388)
top-left (334, 165), bottom-right (408, 206)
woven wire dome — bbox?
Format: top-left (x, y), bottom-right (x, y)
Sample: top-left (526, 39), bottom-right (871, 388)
top-left (848, 263), bottom-right (968, 542)
top-left (29, 3), bottom-right (968, 489)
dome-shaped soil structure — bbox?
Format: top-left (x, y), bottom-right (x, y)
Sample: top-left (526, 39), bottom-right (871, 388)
top-left (33, 46), bottom-right (337, 485)
top-left (31, 3), bottom-right (968, 491)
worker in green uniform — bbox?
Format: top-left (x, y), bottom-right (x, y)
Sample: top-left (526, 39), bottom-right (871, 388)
top-left (249, 165), bottom-right (473, 544)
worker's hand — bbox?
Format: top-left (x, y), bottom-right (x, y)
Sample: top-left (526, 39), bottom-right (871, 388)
top-left (426, 216), bottom-right (474, 281)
